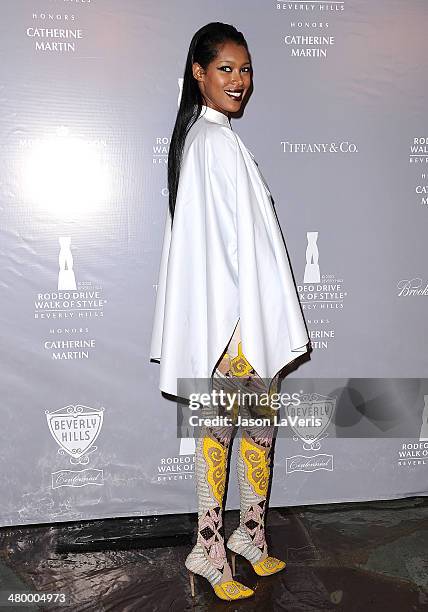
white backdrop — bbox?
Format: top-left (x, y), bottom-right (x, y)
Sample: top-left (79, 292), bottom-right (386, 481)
top-left (1, 0), bottom-right (427, 526)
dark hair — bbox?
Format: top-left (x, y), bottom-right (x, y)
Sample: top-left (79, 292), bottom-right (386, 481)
top-left (167, 22), bottom-right (249, 222)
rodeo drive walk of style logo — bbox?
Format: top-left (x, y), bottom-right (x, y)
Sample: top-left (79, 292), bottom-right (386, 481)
top-left (284, 391), bottom-right (336, 474)
top-left (46, 404), bottom-right (105, 489)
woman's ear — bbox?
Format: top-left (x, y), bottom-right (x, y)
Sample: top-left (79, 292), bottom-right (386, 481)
top-left (192, 62), bottom-right (205, 82)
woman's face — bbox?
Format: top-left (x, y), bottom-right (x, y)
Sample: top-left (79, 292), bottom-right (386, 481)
top-left (192, 41), bottom-right (252, 116)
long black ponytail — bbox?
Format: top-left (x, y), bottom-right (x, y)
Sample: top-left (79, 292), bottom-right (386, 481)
top-left (167, 22), bottom-right (248, 223)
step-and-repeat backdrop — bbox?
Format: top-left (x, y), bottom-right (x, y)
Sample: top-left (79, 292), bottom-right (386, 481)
top-left (1, 0), bottom-right (427, 526)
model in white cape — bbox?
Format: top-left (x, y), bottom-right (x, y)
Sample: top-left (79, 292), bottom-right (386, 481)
top-left (150, 104), bottom-right (309, 398)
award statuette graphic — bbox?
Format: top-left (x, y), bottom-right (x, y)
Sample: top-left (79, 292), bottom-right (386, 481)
top-left (46, 404), bottom-right (104, 465)
top-left (420, 395), bottom-right (428, 442)
top-left (179, 437), bottom-right (195, 456)
top-left (58, 236), bottom-right (77, 290)
top-left (178, 77), bottom-right (184, 107)
top-left (285, 393), bottom-right (336, 451)
top-left (304, 231), bottom-right (320, 284)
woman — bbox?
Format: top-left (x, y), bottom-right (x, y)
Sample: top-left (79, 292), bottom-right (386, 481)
top-left (150, 22), bottom-right (310, 601)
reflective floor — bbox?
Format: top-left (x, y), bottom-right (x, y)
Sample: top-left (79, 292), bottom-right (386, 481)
top-left (0, 496), bottom-right (427, 611)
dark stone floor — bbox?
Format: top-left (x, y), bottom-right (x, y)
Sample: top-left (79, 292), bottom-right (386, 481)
top-left (0, 496), bottom-right (427, 611)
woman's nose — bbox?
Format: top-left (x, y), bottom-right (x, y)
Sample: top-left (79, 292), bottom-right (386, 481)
top-left (231, 71), bottom-right (244, 86)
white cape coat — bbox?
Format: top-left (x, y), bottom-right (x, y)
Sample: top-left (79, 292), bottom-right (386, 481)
top-left (150, 105), bottom-right (309, 398)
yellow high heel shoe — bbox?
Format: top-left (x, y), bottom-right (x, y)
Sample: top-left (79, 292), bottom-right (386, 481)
top-left (187, 569), bottom-right (254, 601)
top-left (229, 548), bottom-right (286, 577)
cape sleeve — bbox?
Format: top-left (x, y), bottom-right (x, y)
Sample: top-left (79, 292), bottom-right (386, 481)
top-left (149, 123), bottom-right (241, 396)
top-left (199, 125), bottom-right (239, 288)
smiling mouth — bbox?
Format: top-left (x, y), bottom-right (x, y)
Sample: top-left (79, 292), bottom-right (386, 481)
top-left (225, 90), bottom-right (244, 101)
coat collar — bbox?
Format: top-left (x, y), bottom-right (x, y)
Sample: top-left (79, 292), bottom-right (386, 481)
top-left (199, 105), bottom-right (231, 128)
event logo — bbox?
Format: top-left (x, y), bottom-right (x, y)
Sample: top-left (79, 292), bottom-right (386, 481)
top-left (34, 238), bottom-right (101, 357)
top-left (286, 392), bottom-right (335, 449)
top-left (299, 231), bottom-right (346, 350)
top-left (58, 237), bottom-right (76, 290)
top-left (156, 442), bottom-right (195, 483)
top-left (46, 404), bottom-right (104, 463)
top-left (155, 412), bottom-right (196, 483)
top-left (152, 77), bottom-right (183, 165)
top-left (152, 137), bottom-right (169, 165)
top-left (409, 137), bottom-right (428, 164)
top-left (396, 278), bottom-right (428, 297)
top-left (398, 441), bottom-right (428, 467)
top-left (46, 404), bottom-right (105, 488)
top-left (397, 394), bottom-right (428, 467)
top-left (285, 391), bottom-right (335, 474)
top-left (34, 236), bottom-right (107, 325)
top-left (151, 77), bottom-right (182, 165)
top-left (301, 230), bottom-right (347, 309)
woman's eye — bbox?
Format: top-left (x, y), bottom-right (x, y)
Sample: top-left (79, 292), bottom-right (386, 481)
top-left (218, 66), bottom-right (251, 73)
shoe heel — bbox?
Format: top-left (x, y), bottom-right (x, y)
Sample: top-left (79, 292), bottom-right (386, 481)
top-left (230, 551), bottom-right (236, 577)
top-left (188, 570), bottom-right (195, 597)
